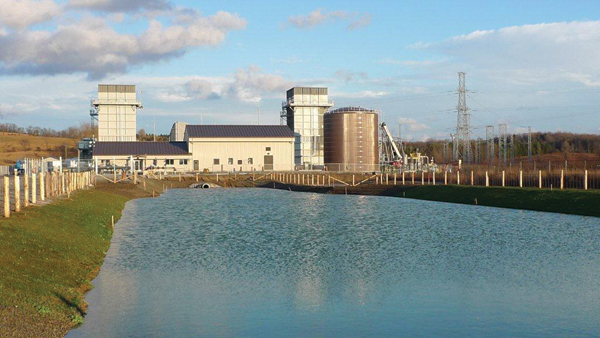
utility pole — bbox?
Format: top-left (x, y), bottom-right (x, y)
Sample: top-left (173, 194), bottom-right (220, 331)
top-left (510, 133), bottom-right (515, 166)
top-left (153, 115), bottom-right (156, 142)
top-left (451, 133), bottom-right (458, 161)
top-left (527, 126), bottom-right (532, 162)
top-left (486, 125), bottom-right (495, 165)
top-left (455, 72), bottom-right (471, 163)
top-left (499, 124), bottom-right (507, 166)
top-left (257, 102), bottom-right (261, 125)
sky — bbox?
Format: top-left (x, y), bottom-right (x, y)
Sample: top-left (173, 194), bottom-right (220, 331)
top-left (1, 0), bottom-right (600, 141)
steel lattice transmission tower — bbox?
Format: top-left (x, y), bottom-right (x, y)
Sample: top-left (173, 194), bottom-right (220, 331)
top-left (499, 124), bottom-right (507, 165)
top-left (455, 72), bottom-right (472, 163)
top-left (486, 125), bottom-right (495, 164)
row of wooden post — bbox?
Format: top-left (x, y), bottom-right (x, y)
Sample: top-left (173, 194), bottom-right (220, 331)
top-left (3, 171), bottom-right (92, 218)
top-left (266, 169), bottom-right (590, 191)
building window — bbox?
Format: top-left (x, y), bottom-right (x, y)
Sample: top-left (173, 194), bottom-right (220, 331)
top-left (179, 159), bottom-right (188, 165)
top-left (248, 158), bottom-right (253, 164)
top-left (238, 160), bottom-right (242, 165)
top-left (266, 147), bottom-right (271, 151)
top-left (165, 159), bottom-right (174, 165)
top-left (213, 159), bottom-right (220, 165)
top-left (228, 158), bottom-right (233, 165)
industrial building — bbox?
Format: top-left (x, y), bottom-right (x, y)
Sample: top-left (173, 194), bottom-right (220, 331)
top-left (87, 83), bottom-right (393, 174)
top-left (92, 124), bottom-right (294, 172)
top-left (324, 107), bottom-right (380, 172)
top-left (92, 85), bottom-right (143, 142)
top-left (281, 87), bottom-right (333, 168)
top-left (185, 125), bottom-right (294, 172)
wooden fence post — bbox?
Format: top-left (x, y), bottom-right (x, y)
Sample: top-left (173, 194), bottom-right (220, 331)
top-left (444, 171), bottom-right (447, 185)
top-left (486, 171), bottom-right (489, 187)
top-left (421, 172), bottom-right (424, 185)
top-left (4, 176), bottom-right (9, 218)
top-left (519, 170), bottom-right (523, 188)
top-left (40, 172), bottom-right (45, 201)
top-left (584, 170), bottom-right (588, 190)
top-left (470, 171), bottom-right (474, 186)
top-left (432, 171), bottom-right (436, 185)
top-left (560, 170), bottom-right (564, 189)
top-left (502, 171), bottom-right (505, 187)
top-left (402, 172), bottom-right (405, 185)
top-left (14, 172), bottom-right (20, 212)
top-left (394, 173), bottom-right (397, 185)
top-left (32, 173), bottom-right (37, 204)
top-left (539, 170), bottom-right (542, 189)
top-left (457, 171), bottom-right (461, 185)
top-left (412, 172), bottom-right (415, 185)
top-left (24, 174), bottom-right (29, 207)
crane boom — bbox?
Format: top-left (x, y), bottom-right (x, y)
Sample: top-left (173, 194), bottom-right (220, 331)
top-left (381, 122), bottom-right (401, 160)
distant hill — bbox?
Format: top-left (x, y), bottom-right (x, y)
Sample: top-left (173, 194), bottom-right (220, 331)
top-left (0, 132), bottom-right (78, 165)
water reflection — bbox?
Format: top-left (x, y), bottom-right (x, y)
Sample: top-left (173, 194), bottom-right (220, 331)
top-left (69, 188), bottom-right (600, 337)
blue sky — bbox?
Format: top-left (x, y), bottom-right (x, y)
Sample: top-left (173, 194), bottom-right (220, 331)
top-left (1, 0), bottom-right (600, 140)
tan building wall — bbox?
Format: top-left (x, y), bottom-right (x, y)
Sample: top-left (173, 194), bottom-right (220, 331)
top-left (94, 154), bottom-right (192, 172)
top-left (188, 137), bottom-right (294, 172)
top-left (96, 85), bottom-right (140, 142)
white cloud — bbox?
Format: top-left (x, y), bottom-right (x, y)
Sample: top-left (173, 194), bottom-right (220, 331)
top-left (422, 20), bottom-right (600, 86)
top-left (287, 8), bottom-right (371, 30)
top-left (398, 117), bottom-right (428, 131)
top-left (377, 58), bottom-right (445, 68)
top-left (229, 65), bottom-right (290, 102)
top-left (0, 0), bottom-right (61, 30)
top-left (333, 91), bottom-right (390, 99)
top-left (0, 11), bottom-right (247, 79)
top-left (271, 56), bottom-right (309, 64)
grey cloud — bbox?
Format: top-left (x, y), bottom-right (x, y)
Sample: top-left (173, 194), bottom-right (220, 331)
top-left (287, 8), bottom-right (371, 30)
top-left (185, 66), bottom-right (291, 103)
top-left (334, 69), bottom-right (369, 82)
top-left (67, 0), bottom-right (171, 13)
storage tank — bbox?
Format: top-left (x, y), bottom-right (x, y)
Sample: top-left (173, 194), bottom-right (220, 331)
top-left (324, 107), bottom-right (379, 172)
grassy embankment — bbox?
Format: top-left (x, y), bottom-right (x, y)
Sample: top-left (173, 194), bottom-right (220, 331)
top-left (0, 132), bottom-right (77, 165)
top-left (264, 182), bottom-right (600, 217)
top-left (0, 181), bottom-right (172, 338)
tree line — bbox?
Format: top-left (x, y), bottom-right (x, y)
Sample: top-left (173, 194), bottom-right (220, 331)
top-left (0, 122), bottom-right (95, 140)
top-left (403, 132), bottom-right (600, 163)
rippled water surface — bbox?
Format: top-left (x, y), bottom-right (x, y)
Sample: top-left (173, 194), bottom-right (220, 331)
top-left (69, 188), bottom-right (600, 337)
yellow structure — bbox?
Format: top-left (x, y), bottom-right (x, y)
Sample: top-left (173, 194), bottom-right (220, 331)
top-left (92, 125), bottom-right (295, 173)
top-left (185, 125), bottom-right (294, 172)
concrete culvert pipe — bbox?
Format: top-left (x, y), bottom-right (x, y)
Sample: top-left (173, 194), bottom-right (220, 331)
top-left (201, 183), bottom-right (210, 189)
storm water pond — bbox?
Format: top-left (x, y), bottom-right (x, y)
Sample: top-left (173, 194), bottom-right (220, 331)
top-left (68, 188), bottom-right (600, 337)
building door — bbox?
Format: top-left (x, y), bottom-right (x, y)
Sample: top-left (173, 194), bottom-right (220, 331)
top-left (264, 155), bottom-right (274, 171)
top-left (135, 159), bottom-right (143, 171)
top-left (194, 160), bottom-right (199, 171)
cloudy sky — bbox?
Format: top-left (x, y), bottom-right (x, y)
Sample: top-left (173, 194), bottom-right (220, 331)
top-left (1, 0), bottom-right (599, 141)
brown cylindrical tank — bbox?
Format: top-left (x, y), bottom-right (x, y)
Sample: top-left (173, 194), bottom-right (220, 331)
top-left (324, 107), bottom-right (379, 172)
